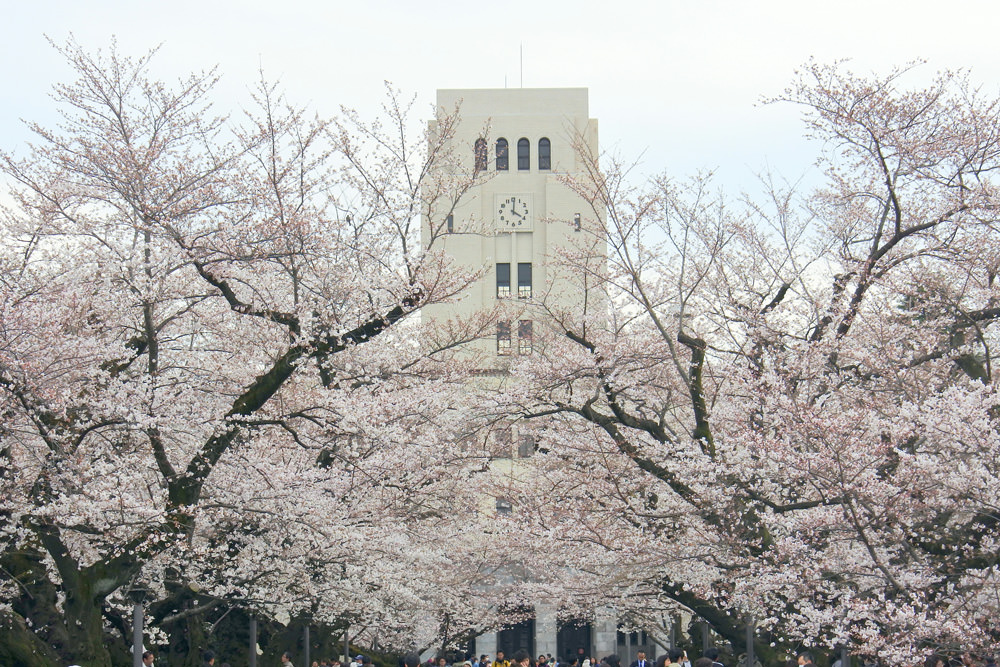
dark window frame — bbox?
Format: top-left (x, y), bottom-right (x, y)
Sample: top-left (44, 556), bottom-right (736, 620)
top-left (495, 426), bottom-right (512, 458)
top-left (538, 137), bottom-right (551, 170)
top-left (496, 138), bottom-right (509, 171)
top-left (518, 432), bottom-right (536, 458)
top-left (497, 320), bottom-right (512, 355)
top-left (496, 263), bottom-right (511, 298)
top-left (517, 262), bottom-right (532, 299)
top-left (518, 319), bottom-right (533, 355)
top-left (517, 138), bottom-right (530, 171)
top-left (474, 137), bottom-right (488, 172)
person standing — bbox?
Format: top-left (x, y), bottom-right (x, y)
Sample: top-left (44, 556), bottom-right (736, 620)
top-left (703, 648), bottom-right (724, 667)
top-left (141, 651), bottom-right (155, 666)
top-left (512, 650), bottom-right (532, 667)
top-left (632, 652), bottom-right (651, 667)
top-left (282, 651), bottom-right (296, 667)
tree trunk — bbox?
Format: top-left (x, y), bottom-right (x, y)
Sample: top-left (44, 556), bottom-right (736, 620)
top-left (0, 610), bottom-right (62, 667)
top-left (2, 548), bottom-right (115, 667)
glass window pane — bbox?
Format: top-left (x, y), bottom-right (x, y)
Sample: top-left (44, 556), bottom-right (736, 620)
top-left (518, 319), bottom-right (532, 355)
top-left (497, 320), bottom-right (511, 355)
top-left (517, 262), bottom-right (532, 299)
top-left (496, 138), bottom-right (509, 171)
top-left (495, 427), bottom-right (512, 458)
top-left (496, 263), bottom-right (511, 298)
top-left (474, 138), bottom-right (487, 172)
top-left (518, 433), bottom-right (536, 458)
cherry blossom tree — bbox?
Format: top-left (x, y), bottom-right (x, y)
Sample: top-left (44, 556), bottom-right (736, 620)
top-left (493, 62), bottom-right (1000, 665)
top-left (0, 40), bottom-right (494, 667)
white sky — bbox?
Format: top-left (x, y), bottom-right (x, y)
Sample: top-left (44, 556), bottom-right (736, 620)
top-left (4, 0), bottom-right (1000, 195)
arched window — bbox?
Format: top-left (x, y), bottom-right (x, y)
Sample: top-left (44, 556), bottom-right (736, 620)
top-left (496, 138), bottom-right (509, 171)
top-left (474, 137), bottom-right (487, 172)
top-left (538, 137), bottom-right (551, 170)
top-left (517, 138), bottom-right (530, 171)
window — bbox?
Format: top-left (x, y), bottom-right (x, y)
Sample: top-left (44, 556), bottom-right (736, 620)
top-left (517, 262), bottom-right (532, 299)
top-left (517, 138), bottom-right (530, 170)
top-left (538, 138), bottom-right (551, 170)
top-left (495, 426), bottom-right (512, 458)
top-left (474, 137), bottom-right (487, 172)
top-left (496, 263), bottom-right (511, 298)
top-left (496, 138), bottom-right (509, 171)
top-left (574, 212), bottom-right (581, 232)
top-left (518, 433), bottom-right (536, 458)
top-left (518, 320), bottom-right (533, 355)
top-left (496, 497), bottom-right (512, 515)
top-left (497, 320), bottom-right (511, 355)
top-left (446, 214), bottom-right (454, 233)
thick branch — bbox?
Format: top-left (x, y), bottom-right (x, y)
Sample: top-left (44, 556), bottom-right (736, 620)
top-left (192, 260), bottom-right (301, 334)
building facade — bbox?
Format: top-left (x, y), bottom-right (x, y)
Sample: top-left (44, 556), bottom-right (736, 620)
top-left (421, 88), bottom-right (642, 662)
top-left (422, 88), bottom-right (600, 362)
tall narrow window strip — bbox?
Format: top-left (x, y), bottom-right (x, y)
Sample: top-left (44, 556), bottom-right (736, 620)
top-left (574, 213), bottom-right (581, 232)
top-left (496, 263), bottom-right (511, 298)
top-left (518, 319), bottom-right (533, 355)
top-left (497, 321), bottom-right (511, 355)
top-left (538, 137), bottom-right (551, 170)
top-left (496, 138), bottom-right (509, 171)
top-left (495, 427), bottom-right (512, 458)
top-left (518, 433), bottom-right (537, 458)
top-left (517, 262), bottom-right (532, 299)
top-left (446, 214), bottom-right (454, 233)
top-left (517, 138), bottom-right (530, 170)
top-left (474, 137), bottom-right (488, 172)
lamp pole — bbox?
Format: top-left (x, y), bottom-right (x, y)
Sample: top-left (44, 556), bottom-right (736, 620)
top-left (128, 587), bottom-right (147, 667)
top-left (250, 616), bottom-right (258, 667)
top-left (305, 624), bottom-right (310, 667)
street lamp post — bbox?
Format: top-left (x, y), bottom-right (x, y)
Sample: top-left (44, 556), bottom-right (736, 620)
top-left (128, 587), bottom-right (147, 667)
top-left (304, 624), bottom-right (310, 667)
top-left (250, 616), bottom-right (257, 667)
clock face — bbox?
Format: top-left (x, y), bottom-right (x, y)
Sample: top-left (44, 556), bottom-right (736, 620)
top-left (496, 195), bottom-right (531, 229)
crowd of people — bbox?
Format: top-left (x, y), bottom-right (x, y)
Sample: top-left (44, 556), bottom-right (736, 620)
top-left (375, 647), bottom-right (727, 667)
top-left (131, 644), bottom-right (999, 667)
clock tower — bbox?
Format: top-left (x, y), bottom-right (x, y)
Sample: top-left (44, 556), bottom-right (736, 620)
top-left (422, 88), bottom-right (603, 361)
top-left (421, 89), bottom-right (615, 662)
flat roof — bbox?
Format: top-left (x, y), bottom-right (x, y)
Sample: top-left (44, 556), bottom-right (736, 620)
top-left (436, 88), bottom-right (589, 118)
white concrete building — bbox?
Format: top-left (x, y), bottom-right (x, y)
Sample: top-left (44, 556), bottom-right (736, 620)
top-left (422, 88), bottom-right (602, 363)
top-left (422, 88), bottom-right (645, 663)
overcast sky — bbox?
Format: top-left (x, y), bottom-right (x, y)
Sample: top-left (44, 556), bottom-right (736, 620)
top-left (4, 0), bottom-right (1000, 195)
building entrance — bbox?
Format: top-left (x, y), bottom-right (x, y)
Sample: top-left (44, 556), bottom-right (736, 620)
top-left (498, 618), bottom-right (535, 657)
top-left (557, 621), bottom-right (592, 662)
